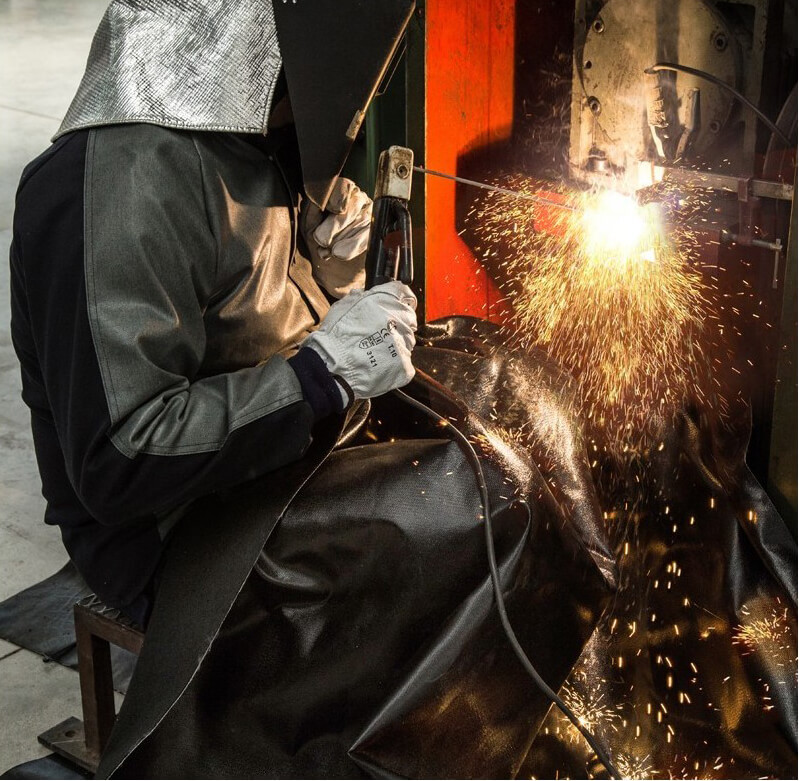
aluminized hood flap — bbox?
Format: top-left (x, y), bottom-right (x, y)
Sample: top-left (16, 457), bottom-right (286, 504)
top-left (56, 0), bottom-right (415, 209)
top-left (55, 0), bottom-right (283, 139)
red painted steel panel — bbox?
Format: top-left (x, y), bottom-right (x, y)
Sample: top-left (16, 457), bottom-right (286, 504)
top-left (425, 0), bottom-right (516, 322)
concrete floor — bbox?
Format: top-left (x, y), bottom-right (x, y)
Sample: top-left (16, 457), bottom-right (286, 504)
top-left (0, 1), bottom-right (111, 773)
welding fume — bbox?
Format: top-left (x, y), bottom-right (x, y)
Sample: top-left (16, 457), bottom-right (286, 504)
top-left (0, 0), bottom-right (796, 779)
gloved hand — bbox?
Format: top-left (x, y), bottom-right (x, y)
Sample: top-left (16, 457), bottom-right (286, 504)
top-left (304, 281), bottom-right (417, 403)
top-left (301, 178), bottom-right (372, 299)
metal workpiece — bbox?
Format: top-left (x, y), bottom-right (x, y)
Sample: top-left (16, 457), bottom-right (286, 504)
top-left (674, 88), bottom-right (701, 161)
top-left (660, 167), bottom-right (795, 202)
top-left (644, 69), bottom-right (683, 161)
top-left (572, 0), bottom-right (739, 176)
top-left (586, 146), bottom-right (609, 173)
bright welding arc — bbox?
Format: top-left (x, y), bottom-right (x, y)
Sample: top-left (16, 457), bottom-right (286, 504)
top-left (472, 177), bottom-right (709, 452)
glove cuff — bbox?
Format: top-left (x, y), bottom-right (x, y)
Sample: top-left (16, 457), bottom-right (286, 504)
top-left (287, 347), bottom-right (347, 420)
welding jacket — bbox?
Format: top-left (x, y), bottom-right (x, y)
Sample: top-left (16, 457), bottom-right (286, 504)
top-left (10, 123), bottom-right (345, 620)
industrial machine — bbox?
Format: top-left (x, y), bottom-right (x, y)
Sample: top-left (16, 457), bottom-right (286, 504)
top-left (353, 11), bottom-right (797, 773)
top-left (568, 0), bottom-right (793, 285)
top-left (567, 0), bottom-right (796, 506)
top-left (570, 0), bottom-right (784, 186)
top-left (356, 0), bottom-right (796, 520)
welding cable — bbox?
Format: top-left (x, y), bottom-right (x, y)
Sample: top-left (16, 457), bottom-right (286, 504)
top-left (645, 63), bottom-right (793, 146)
top-left (393, 388), bottom-right (623, 780)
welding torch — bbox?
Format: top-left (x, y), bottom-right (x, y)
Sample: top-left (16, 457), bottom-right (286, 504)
top-left (365, 147), bottom-right (415, 288)
top-left (363, 147), bottom-right (576, 289)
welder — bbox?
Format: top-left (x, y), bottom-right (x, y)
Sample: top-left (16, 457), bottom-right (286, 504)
top-left (9, 0), bottom-right (417, 625)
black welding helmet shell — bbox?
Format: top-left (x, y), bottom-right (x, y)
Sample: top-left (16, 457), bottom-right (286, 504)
top-left (272, 0), bottom-right (416, 209)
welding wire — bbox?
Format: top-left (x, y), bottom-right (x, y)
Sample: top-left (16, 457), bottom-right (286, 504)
top-left (645, 63), bottom-right (792, 146)
top-left (412, 166), bottom-right (577, 211)
top-left (393, 385), bottom-right (623, 781)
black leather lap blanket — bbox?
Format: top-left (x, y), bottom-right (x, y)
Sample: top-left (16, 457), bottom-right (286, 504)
top-left (97, 317), bottom-right (795, 779)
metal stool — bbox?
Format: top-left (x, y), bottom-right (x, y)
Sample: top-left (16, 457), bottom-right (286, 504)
top-left (37, 595), bottom-right (145, 773)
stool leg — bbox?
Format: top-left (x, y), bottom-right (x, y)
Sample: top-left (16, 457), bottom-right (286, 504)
top-left (74, 609), bottom-right (116, 755)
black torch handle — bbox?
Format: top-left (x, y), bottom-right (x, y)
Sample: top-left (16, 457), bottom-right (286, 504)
top-left (364, 196), bottom-right (414, 289)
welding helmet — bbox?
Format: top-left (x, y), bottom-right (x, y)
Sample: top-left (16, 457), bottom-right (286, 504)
top-left (55, 0), bottom-right (415, 209)
top-left (273, 0), bottom-right (415, 208)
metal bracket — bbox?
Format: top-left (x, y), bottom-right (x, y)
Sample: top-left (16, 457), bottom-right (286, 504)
top-left (37, 598), bottom-right (145, 774)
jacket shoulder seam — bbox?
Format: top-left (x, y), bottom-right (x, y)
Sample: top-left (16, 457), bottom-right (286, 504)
top-left (190, 134), bottom-right (220, 283)
top-left (83, 129), bottom-right (122, 422)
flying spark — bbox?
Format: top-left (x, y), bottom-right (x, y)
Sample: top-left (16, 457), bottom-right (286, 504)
top-left (616, 751), bottom-right (654, 780)
top-left (560, 676), bottom-right (621, 739)
top-left (733, 602), bottom-right (797, 676)
top-left (473, 177), bottom-right (711, 451)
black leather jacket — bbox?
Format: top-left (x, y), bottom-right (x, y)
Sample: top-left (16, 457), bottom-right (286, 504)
top-left (10, 123), bottom-right (338, 618)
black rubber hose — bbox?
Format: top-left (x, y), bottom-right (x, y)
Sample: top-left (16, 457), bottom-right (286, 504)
top-left (394, 388), bottom-right (622, 780)
top-left (645, 62), bottom-right (793, 146)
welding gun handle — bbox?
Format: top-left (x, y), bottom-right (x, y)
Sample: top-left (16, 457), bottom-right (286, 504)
top-left (393, 207), bottom-right (413, 285)
top-left (365, 196), bottom-right (414, 289)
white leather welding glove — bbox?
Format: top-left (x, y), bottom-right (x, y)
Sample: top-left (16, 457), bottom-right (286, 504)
top-left (304, 281), bottom-right (417, 403)
top-left (301, 178), bottom-right (372, 299)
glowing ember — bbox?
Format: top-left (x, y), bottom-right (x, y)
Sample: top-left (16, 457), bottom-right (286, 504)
top-left (473, 178), bottom-right (710, 450)
top-left (615, 751), bottom-right (654, 780)
top-left (733, 603), bottom-right (797, 674)
top-left (560, 676), bottom-right (620, 738)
